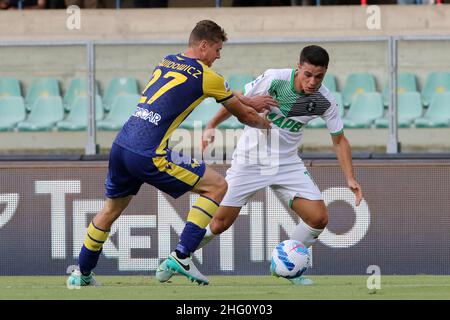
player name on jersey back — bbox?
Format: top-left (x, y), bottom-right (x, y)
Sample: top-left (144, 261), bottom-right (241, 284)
top-left (158, 58), bottom-right (203, 78)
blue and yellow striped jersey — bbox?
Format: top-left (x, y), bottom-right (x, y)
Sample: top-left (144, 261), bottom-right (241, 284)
top-left (114, 53), bottom-right (233, 156)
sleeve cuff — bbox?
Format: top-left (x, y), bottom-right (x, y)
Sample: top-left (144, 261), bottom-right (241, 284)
top-left (216, 94), bottom-right (234, 103)
top-left (330, 128), bottom-right (344, 136)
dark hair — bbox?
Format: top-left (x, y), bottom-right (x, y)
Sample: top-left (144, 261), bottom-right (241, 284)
top-left (299, 45), bottom-right (329, 68)
top-left (189, 20), bottom-right (228, 46)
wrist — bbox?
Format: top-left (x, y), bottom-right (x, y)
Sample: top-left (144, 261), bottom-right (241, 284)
top-left (239, 95), bottom-right (252, 107)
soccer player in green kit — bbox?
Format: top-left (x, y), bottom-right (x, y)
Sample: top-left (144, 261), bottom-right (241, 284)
top-left (157, 45), bottom-right (363, 285)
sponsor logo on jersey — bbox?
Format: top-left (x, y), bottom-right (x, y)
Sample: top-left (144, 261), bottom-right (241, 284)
top-left (306, 101), bottom-right (316, 113)
top-left (191, 158), bottom-right (201, 168)
top-left (267, 112), bottom-right (303, 132)
top-left (132, 107), bottom-right (162, 125)
top-left (224, 80), bottom-right (230, 92)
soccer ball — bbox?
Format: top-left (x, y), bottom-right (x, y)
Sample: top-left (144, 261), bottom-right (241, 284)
top-left (270, 240), bottom-right (310, 279)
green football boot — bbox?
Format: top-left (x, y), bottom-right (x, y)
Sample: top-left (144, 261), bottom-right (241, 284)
top-left (66, 267), bottom-right (99, 288)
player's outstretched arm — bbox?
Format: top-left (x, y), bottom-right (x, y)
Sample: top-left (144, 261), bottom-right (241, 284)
top-left (201, 106), bottom-right (232, 151)
top-left (205, 92), bottom-right (276, 130)
top-left (234, 91), bottom-right (278, 113)
top-left (331, 133), bottom-right (363, 206)
top-left (206, 105), bottom-right (232, 129)
top-left (222, 96), bottom-right (271, 130)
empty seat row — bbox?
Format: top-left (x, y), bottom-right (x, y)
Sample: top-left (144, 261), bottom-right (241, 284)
top-left (0, 94), bottom-right (242, 132)
top-left (324, 72), bottom-right (450, 109)
top-left (0, 74), bottom-right (258, 132)
top-left (3, 71), bottom-right (449, 113)
top-left (307, 91), bottom-right (450, 129)
top-left (0, 95), bottom-right (140, 132)
top-left (0, 74), bottom-right (256, 114)
top-left (1, 91), bottom-right (449, 132)
top-left (0, 77), bottom-right (139, 114)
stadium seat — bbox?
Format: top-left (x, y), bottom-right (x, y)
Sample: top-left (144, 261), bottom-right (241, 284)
top-left (307, 92), bottom-right (344, 129)
top-left (342, 92), bottom-right (383, 128)
top-left (382, 72), bottom-right (418, 107)
top-left (342, 73), bottom-right (377, 108)
top-left (322, 74), bottom-right (337, 92)
top-left (97, 94), bottom-right (140, 131)
top-left (0, 78), bottom-right (21, 97)
top-left (179, 98), bottom-right (221, 130)
top-left (57, 95), bottom-right (104, 131)
top-left (414, 92), bottom-right (450, 128)
top-left (421, 72), bottom-right (450, 108)
top-left (375, 92), bottom-right (423, 128)
top-left (63, 78), bottom-right (100, 112)
top-left (17, 96), bottom-right (64, 131)
top-left (102, 77), bottom-right (139, 112)
top-left (0, 96), bottom-right (26, 131)
top-left (227, 74), bottom-right (254, 93)
top-left (24, 77), bottom-right (60, 112)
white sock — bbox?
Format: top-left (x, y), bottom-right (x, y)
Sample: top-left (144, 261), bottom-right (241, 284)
top-left (197, 225), bottom-right (217, 250)
top-left (291, 219), bottom-right (323, 248)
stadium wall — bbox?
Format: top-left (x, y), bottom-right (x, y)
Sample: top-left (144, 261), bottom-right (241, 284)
top-left (1, 160), bottom-right (449, 276)
top-left (2, 6), bottom-right (450, 41)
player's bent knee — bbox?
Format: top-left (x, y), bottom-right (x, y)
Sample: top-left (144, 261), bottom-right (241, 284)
top-left (213, 177), bottom-right (228, 199)
top-left (318, 212), bottom-right (328, 229)
top-left (312, 210), bottom-right (328, 229)
top-left (220, 178), bottom-right (228, 195)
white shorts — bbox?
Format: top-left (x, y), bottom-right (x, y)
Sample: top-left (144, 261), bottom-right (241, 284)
top-left (220, 162), bottom-right (323, 208)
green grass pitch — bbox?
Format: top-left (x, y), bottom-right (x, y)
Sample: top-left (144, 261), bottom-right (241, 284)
top-left (0, 275), bottom-right (449, 300)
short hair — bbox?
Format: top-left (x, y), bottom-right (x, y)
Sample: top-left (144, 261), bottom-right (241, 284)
top-left (189, 20), bottom-right (228, 46)
top-left (299, 45), bottom-right (329, 68)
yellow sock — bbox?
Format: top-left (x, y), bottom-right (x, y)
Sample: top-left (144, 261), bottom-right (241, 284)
top-left (187, 196), bottom-right (219, 228)
top-left (83, 222), bottom-right (109, 252)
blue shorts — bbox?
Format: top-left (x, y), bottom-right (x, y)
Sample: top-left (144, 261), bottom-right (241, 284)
top-left (105, 143), bottom-right (206, 199)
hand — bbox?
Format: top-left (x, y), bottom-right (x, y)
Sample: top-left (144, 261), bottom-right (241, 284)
top-left (248, 95), bottom-right (278, 113)
top-left (201, 126), bottom-right (216, 153)
top-left (348, 179), bottom-right (363, 206)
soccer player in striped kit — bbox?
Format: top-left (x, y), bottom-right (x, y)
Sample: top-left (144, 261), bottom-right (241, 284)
top-left (67, 20), bottom-right (274, 287)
